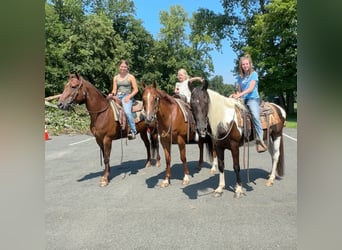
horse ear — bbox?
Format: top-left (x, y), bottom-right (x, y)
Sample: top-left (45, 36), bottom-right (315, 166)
top-left (141, 81), bottom-right (146, 89)
top-left (202, 79), bottom-right (209, 90)
top-left (188, 81), bottom-right (195, 92)
top-left (152, 80), bottom-right (157, 88)
top-left (75, 72), bottom-right (80, 79)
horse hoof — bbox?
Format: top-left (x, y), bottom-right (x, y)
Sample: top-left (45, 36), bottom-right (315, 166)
top-left (182, 179), bottom-right (190, 185)
top-left (155, 161), bottom-right (161, 168)
top-left (99, 177), bottom-right (109, 187)
top-left (213, 191), bottom-right (223, 198)
top-left (234, 192), bottom-right (243, 198)
top-left (160, 180), bottom-right (169, 188)
top-left (209, 169), bottom-right (216, 175)
top-left (265, 179), bottom-right (274, 187)
top-left (99, 181), bottom-right (108, 187)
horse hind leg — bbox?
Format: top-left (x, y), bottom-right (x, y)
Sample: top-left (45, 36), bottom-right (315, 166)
top-left (139, 129), bottom-right (153, 168)
top-left (265, 136), bottom-right (282, 187)
top-left (210, 155), bottom-right (218, 175)
top-left (227, 141), bottom-right (245, 198)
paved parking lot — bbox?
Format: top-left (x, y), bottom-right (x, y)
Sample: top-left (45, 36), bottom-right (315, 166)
top-left (45, 128), bottom-right (297, 249)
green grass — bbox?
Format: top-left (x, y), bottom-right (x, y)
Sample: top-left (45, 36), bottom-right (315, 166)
top-left (285, 102), bottom-right (297, 128)
top-left (285, 112), bottom-right (297, 128)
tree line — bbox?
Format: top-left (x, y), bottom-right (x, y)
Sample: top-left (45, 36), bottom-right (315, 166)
top-left (45, 0), bottom-right (296, 114)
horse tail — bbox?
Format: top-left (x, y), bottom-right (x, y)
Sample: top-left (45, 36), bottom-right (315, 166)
top-left (205, 134), bottom-right (214, 163)
top-left (277, 133), bottom-right (285, 176)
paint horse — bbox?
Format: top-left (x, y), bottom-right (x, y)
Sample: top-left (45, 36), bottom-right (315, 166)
top-left (57, 73), bottom-right (160, 187)
top-left (190, 80), bottom-right (286, 197)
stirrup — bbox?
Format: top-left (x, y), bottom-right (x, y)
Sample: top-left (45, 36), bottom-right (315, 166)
top-left (256, 140), bottom-right (267, 153)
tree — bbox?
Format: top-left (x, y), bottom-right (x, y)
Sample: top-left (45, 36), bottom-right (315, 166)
top-left (148, 5), bottom-right (216, 94)
top-left (45, 2), bottom-right (72, 96)
top-left (209, 76), bottom-right (236, 96)
top-left (197, 0), bottom-right (297, 114)
top-left (243, 0), bottom-right (297, 113)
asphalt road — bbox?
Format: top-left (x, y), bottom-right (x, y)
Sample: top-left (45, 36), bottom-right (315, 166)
top-left (45, 128), bottom-right (297, 249)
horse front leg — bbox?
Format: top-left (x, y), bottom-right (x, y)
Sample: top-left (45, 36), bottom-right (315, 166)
top-left (178, 140), bottom-right (190, 185)
top-left (231, 143), bottom-right (244, 198)
top-left (214, 147), bottom-right (225, 197)
top-left (196, 137), bottom-right (204, 171)
top-left (99, 137), bottom-right (112, 187)
top-left (160, 138), bottom-right (171, 187)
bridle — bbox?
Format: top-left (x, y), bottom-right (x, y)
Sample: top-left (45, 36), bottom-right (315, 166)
top-left (67, 77), bottom-right (109, 114)
top-left (67, 78), bottom-right (84, 104)
top-left (146, 94), bottom-right (160, 123)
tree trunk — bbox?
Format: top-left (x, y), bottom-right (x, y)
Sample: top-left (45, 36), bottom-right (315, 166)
top-left (286, 90), bottom-right (295, 115)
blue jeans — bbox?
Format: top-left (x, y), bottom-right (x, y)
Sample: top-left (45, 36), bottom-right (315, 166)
top-left (117, 94), bottom-right (136, 134)
top-left (245, 98), bottom-right (263, 141)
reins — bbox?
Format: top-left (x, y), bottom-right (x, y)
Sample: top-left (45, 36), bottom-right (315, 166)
top-left (206, 109), bottom-right (236, 141)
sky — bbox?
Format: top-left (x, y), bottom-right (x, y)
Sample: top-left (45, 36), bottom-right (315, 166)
top-left (133, 0), bottom-right (237, 84)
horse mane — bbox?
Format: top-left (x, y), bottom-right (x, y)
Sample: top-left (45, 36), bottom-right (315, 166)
top-left (157, 88), bottom-right (176, 105)
top-left (206, 89), bottom-right (246, 111)
top-left (206, 89), bottom-right (246, 136)
top-left (78, 76), bottom-right (107, 98)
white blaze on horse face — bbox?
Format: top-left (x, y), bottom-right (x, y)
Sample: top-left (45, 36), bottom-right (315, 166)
top-left (146, 92), bottom-right (152, 117)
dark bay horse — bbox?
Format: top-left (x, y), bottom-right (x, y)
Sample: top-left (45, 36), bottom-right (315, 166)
top-left (57, 73), bottom-right (161, 187)
top-left (190, 81), bottom-right (286, 197)
top-left (141, 81), bottom-right (213, 187)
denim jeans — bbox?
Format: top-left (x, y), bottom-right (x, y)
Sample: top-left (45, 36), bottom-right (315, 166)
top-left (117, 94), bottom-right (136, 134)
top-left (245, 98), bottom-right (263, 141)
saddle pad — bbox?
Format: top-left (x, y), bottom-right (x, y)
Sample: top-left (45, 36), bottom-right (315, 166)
top-left (109, 100), bottom-right (120, 121)
top-left (235, 102), bottom-right (282, 130)
top-left (174, 98), bottom-right (189, 122)
top-left (110, 99), bottom-right (145, 124)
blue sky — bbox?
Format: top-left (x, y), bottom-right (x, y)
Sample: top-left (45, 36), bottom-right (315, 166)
top-left (133, 0), bottom-right (237, 84)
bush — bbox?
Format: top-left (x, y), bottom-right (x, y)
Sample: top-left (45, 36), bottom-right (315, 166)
top-left (45, 100), bottom-right (91, 135)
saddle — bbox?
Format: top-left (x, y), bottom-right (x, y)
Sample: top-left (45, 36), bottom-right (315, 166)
top-left (108, 96), bottom-right (145, 131)
top-left (235, 101), bottom-right (284, 140)
top-left (174, 98), bottom-right (196, 142)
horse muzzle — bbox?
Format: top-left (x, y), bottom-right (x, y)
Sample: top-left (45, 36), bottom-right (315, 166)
top-left (197, 127), bottom-right (207, 138)
top-left (57, 101), bottom-right (72, 110)
top-left (144, 114), bottom-right (156, 125)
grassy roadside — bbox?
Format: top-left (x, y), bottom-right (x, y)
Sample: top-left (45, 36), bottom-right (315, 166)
top-left (285, 112), bottom-right (297, 128)
top-left (45, 101), bottom-right (91, 136)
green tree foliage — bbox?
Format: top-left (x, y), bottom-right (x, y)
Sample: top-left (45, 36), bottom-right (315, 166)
top-left (200, 0), bottom-right (297, 113)
top-left (245, 0), bottom-right (297, 113)
top-left (45, 0), bottom-right (297, 134)
top-left (209, 75), bottom-right (236, 96)
top-left (45, 3), bottom-right (71, 96)
top-left (147, 5), bottom-right (219, 94)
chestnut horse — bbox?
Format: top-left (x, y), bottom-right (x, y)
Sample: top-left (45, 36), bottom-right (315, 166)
top-left (190, 80), bottom-right (286, 197)
top-left (57, 73), bottom-right (161, 187)
top-left (141, 81), bottom-right (215, 187)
